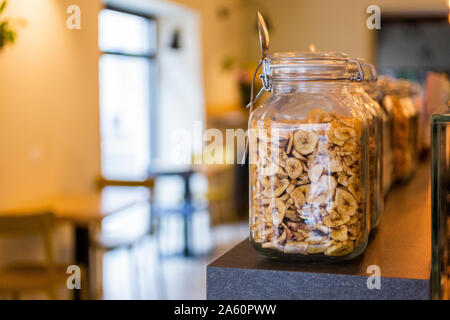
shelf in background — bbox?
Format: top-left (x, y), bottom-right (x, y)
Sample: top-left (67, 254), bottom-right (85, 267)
top-left (207, 160), bottom-right (431, 300)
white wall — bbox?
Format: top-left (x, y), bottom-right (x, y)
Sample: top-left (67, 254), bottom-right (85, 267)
top-left (0, 0), bottom-right (101, 270)
top-left (0, 0), bottom-right (102, 209)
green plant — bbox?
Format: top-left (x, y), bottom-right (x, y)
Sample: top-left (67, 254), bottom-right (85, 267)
top-left (0, 1), bottom-right (23, 50)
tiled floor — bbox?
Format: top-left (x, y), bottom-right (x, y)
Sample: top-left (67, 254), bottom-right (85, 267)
top-left (102, 222), bottom-right (248, 300)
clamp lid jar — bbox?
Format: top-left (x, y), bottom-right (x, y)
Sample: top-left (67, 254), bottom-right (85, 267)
top-left (249, 52), bottom-right (370, 262)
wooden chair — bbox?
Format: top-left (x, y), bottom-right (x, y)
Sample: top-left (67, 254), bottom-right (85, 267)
top-left (201, 165), bottom-right (238, 226)
top-left (96, 177), bottom-right (156, 190)
top-left (92, 176), bottom-right (164, 299)
top-left (95, 176), bottom-right (157, 237)
top-left (0, 212), bottom-right (86, 299)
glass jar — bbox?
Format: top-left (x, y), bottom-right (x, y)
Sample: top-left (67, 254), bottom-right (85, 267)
top-left (431, 104), bottom-right (450, 299)
top-left (366, 77), bottom-right (394, 197)
top-left (382, 79), bottom-right (419, 182)
top-left (249, 52), bottom-right (369, 262)
top-left (349, 62), bottom-right (383, 229)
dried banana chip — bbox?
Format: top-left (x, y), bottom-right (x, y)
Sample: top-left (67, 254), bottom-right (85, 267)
top-left (285, 182), bottom-right (296, 194)
top-left (335, 187), bottom-right (358, 216)
top-left (290, 187), bottom-right (306, 209)
top-left (347, 176), bottom-right (362, 201)
top-left (330, 225), bottom-right (348, 241)
top-left (291, 149), bottom-right (308, 161)
top-left (330, 158), bottom-right (343, 172)
top-left (308, 108), bottom-right (332, 123)
top-left (286, 132), bottom-right (294, 154)
top-left (342, 138), bottom-right (358, 152)
top-left (308, 163), bottom-right (324, 183)
top-left (306, 231), bottom-right (328, 244)
top-left (307, 241), bottom-right (333, 254)
top-left (284, 241), bottom-right (308, 254)
top-left (333, 126), bottom-right (356, 141)
top-left (271, 198), bottom-right (287, 225)
top-left (262, 242), bottom-right (277, 249)
top-left (322, 212), bottom-right (350, 228)
top-left (348, 221), bottom-right (361, 237)
top-left (293, 130), bottom-right (319, 155)
top-left (285, 157), bottom-right (303, 179)
top-left (284, 209), bottom-right (300, 222)
top-left (273, 178), bottom-right (290, 197)
top-left (325, 240), bottom-right (355, 256)
top-left (307, 175), bottom-right (336, 204)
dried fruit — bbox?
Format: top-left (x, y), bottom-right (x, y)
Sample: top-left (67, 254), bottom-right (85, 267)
top-left (273, 178), bottom-right (290, 197)
top-left (343, 139), bottom-right (358, 152)
top-left (334, 127), bottom-right (356, 141)
top-left (325, 240), bottom-right (355, 256)
top-left (291, 150), bottom-right (308, 161)
top-left (335, 188), bottom-right (358, 216)
top-left (277, 228), bottom-right (287, 242)
top-left (308, 163), bottom-right (323, 183)
top-left (294, 130), bottom-right (319, 155)
top-left (284, 241), bottom-right (308, 254)
top-left (285, 182), bottom-right (296, 195)
top-left (323, 212), bottom-right (350, 227)
top-left (250, 110), bottom-right (365, 258)
top-left (271, 198), bottom-right (287, 225)
top-left (331, 225), bottom-right (348, 241)
top-left (307, 242), bottom-right (333, 254)
top-left (307, 231), bottom-right (328, 244)
top-left (330, 158), bottom-right (343, 172)
top-left (286, 132), bottom-right (294, 154)
top-left (347, 176), bottom-right (362, 201)
top-left (309, 108), bottom-right (333, 123)
top-left (285, 157), bottom-right (303, 179)
top-left (307, 175), bottom-right (336, 204)
top-left (348, 221), bottom-right (361, 238)
top-left (290, 187), bottom-right (306, 209)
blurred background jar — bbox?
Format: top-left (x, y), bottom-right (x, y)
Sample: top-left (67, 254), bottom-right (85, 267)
top-left (249, 52), bottom-right (370, 262)
top-left (381, 77), bottom-right (419, 183)
top-left (349, 61), bottom-right (384, 229)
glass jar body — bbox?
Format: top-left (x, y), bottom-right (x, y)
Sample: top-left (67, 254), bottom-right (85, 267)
top-left (350, 84), bottom-right (384, 229)
top-left (249, 82), bottom-right (370, 262)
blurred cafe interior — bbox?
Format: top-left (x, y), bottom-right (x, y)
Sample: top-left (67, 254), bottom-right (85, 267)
top-left (0, 0), bottom-right (449, 300)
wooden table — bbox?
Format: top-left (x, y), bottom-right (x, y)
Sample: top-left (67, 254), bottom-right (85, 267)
top-left (1, 187), bottom-right (150, 299)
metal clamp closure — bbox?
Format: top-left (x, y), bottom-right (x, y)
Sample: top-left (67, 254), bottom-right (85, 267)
top-left (348, 59), bottom-right (365, 82)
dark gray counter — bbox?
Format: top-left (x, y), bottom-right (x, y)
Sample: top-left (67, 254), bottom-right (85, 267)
top-left (207, 161), bottom-right (431, 300)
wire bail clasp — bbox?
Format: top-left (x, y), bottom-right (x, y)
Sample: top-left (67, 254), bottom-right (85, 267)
top-left (245, 58), bottom-right (271, 109)
top-left (260, 58), bottom-right (272, 91)
top-left (348, 59), bottom-right (365, 82)
top-left (245, 11), bottom-right (272, 109)
top-left (241, 11), bottom-right (271, 165)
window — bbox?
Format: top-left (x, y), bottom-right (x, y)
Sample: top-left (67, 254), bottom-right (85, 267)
top-left (99, 8), bottom-right (157, 180)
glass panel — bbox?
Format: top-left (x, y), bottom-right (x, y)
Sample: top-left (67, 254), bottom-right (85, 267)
top-left (431, 107), bottom-right (450, 299)
top-left (99, 54), bottom-right (153, 180)
top-left (99, 9), bottom-right (156, 55)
